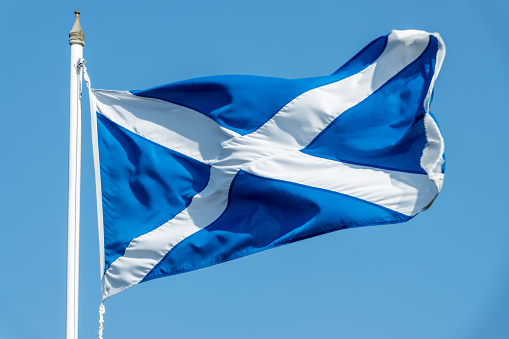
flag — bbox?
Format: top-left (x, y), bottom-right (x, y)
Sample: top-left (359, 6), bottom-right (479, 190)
top-left (89, 30), bottom-right (446, 300)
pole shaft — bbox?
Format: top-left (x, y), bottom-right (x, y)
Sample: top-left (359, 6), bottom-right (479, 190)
top-left (67, 10), bottom-right (84, 339)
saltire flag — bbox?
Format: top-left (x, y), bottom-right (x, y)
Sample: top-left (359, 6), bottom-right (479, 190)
top-left (89, 30), bottom-right (446, 300)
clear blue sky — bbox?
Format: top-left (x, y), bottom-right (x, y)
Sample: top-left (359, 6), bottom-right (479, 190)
top-left (1, 1), bottom-right (508, 338)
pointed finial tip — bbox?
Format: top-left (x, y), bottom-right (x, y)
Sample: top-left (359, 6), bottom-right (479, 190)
top-left (69, 10), bottom-right (85, 46)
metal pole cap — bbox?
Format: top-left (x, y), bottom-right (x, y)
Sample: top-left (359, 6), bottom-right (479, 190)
top-left (69, 10), bottom-right (85, 46)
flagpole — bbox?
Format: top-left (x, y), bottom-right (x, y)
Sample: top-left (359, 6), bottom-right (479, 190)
top-left (67, 10), bottom-right (84, 339)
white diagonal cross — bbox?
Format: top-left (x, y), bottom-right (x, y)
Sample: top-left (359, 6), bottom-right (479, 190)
top-left (92, 30), bottom-right (440, 299)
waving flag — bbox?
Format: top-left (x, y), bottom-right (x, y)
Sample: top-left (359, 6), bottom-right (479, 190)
top-left (90, 30), bottom-right (446, 300)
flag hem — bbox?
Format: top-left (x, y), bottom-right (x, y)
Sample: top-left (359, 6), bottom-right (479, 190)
top-left (89, 89), bottom-right (105, 278)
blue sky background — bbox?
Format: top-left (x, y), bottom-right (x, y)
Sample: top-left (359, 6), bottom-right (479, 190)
top-left (1, 1), bottom-right (508, 338)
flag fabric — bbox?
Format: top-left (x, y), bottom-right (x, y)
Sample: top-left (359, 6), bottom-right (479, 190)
top-left (89, 29), bottom-right (446, 300)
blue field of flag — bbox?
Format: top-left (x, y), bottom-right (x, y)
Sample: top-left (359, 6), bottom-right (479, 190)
top-left (89, 29), bottom-right (446, 300)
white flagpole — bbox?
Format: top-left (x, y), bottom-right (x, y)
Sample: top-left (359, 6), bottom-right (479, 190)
top-left (67, 10), bottom-right (84, 339)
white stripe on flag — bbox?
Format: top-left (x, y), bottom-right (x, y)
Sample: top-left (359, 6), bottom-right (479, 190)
top-left (238, 30), bottom-right (433, 154)
top-left (92, 90), bottom-right (240, 163)
top-left (244, 151), bottom-right (438, 216)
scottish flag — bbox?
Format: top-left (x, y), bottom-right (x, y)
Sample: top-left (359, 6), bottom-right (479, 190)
top-left (90, 30), bottom-right (446, 300)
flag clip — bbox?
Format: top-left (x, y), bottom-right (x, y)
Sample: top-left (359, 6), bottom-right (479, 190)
top-left (76, 58), bottom-right (92, 89)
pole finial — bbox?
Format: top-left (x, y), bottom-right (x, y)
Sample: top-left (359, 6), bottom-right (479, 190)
top-left (69, 10), bottom-right (85, 46)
